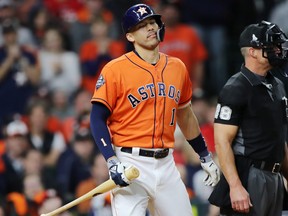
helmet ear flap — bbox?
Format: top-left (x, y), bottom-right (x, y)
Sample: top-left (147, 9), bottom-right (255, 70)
top-left (157, 23), bottom-right (165, 42)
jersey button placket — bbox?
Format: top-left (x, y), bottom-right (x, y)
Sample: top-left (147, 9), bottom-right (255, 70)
top-left (154, 68), bottom-right (164, 148)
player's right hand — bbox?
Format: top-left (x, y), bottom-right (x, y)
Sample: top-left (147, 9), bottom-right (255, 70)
top-left (107, 156), bottom-right (130, 187)
top-left (201, 160), bottom-right (220, 186)
top-left (200, 154), bottom-right (220, 187)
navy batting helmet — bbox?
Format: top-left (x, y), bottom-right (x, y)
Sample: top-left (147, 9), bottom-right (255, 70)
top-left (122, 4), bottom-right (165, 41)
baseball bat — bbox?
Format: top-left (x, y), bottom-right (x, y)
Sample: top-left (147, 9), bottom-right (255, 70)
top-left (40, 166), bottom-right (139, 216)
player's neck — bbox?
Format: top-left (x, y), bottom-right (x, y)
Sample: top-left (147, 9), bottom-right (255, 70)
top-left (134, 47), bottom-right (160, 65)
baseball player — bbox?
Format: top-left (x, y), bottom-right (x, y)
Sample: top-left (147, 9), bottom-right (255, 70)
top-left (90, 4), bottom-right (220, 216)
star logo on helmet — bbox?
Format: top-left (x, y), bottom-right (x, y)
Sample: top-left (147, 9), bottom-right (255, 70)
top-left (252, 34), bottom-right (258, 42)
top-left (137, 7), bottom-right (147, 16)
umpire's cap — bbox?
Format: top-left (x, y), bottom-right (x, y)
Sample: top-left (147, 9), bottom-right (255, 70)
top-left (239, 20), bottom-right (288, 48)
top-left (122, 3), bottom-right (163, 33)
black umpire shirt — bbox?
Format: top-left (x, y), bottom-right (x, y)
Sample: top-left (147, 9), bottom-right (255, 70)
top-left (214, 65), bottom-right (287, 163)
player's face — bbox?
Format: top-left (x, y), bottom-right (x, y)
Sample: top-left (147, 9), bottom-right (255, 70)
top-left (127, 17), bottom-right (160, 50)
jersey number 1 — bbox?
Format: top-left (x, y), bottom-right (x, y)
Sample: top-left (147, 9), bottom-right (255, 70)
top-left (169, 108), bottom-right (176, 126)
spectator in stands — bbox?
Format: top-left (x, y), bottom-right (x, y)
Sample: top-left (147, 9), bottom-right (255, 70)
top-left (39, 27), bottom-right (81, 98)
top-left (181, 0), bottom-right (232, 95)
top-left (26, 98), bottom-right (66, 169)
top-left (50, 89), bottom-right (74, 121)
top-left (158, 3), bottom-right (207, 93)
top-left (22, 148), bottom-right (57, 190)
top-left (25, 97), bottom-right (66, 190)
top-left (0, 118), bottom-right (30, 196)
top-left (79, 17), bottom-right (126, 94)
top-left (38, 193), bottom-right (73, 216)
top-left (69, 0), bottom-right (118, 52)
top-left (14, 0), bottom-right (41, 26)
top-left (28, 7), bottom-right (59, 48)
top-left (0, 0), bottom-right (36, 48)
top-left (61, 88), bottom-right (92, 143)
top-left (0, 21), bottom-right (40, 137)
top-left (22, 174), bottom-right (46, 215)
top-left (76, 153), bottom-right (111, 216)
top-left (4, 173), bottom-right (63, 216)
top-left (56, 127), bottom-right (96, 203)
top-left (22, 149), bottom-right (43, 176)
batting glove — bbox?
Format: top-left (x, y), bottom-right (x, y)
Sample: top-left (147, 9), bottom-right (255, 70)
top-left (200, 154), bottom-right (220, 187)
top-left (107, 156), bottom-right (130, 187)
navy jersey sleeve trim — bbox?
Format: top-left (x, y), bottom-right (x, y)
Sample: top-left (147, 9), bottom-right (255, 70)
top-left (91, 98), bottom-right (113, 112)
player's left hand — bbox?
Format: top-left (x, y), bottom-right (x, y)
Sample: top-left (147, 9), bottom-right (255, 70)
top-left (200, 154), bottom-right (220, 187)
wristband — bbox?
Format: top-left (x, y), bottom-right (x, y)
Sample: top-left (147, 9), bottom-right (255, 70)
top-left (199, 153), bottom-right (212, 163)
top-left (187, 133), bottom-right (209, 157)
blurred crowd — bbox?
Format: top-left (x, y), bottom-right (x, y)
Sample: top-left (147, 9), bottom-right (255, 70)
top-left (0, 0), bottom-right (288, 215)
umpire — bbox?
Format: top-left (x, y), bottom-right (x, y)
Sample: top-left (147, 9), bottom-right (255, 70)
top-left (209, 20), bottom-right (288, 216)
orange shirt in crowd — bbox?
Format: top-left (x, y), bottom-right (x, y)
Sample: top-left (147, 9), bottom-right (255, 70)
top-left (76, 8), bottom-right (114, 24)
top-left (76, 178), bottom-right (111, 214)
top-left (159, 24), bottom-right (207, 85)
top-left (6, 191), bottom-right (47, 216)
top-left (80, 40), bottom-right (126, 94)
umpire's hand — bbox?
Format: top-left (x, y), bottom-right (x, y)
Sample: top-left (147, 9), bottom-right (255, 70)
top-left (200, 154), bottom-right (220, 186)
top-left (107, 156), bottom-right (131, 187)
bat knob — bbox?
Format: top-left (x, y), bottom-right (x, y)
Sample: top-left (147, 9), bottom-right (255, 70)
top-left (125, 166), bottom-right (140, 180)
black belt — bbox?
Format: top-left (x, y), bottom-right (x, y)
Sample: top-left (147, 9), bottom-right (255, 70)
top-left (251, 160), bottom-right (281, 173)
top-left (120, 147), bottom-right (169, 159)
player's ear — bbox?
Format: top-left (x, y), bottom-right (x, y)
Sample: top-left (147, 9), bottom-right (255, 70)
top-left (126, 33), bottom-right (135, 43)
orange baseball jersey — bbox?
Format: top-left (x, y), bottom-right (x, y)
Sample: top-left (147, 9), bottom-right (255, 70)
top-left (91, 51), bottom-right (192, 148)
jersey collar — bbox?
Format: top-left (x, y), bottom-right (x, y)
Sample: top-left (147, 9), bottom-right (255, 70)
top-left (240, 64), bottom-right (277, 87)
top-left (125, 51), bottom-right (167, 70)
